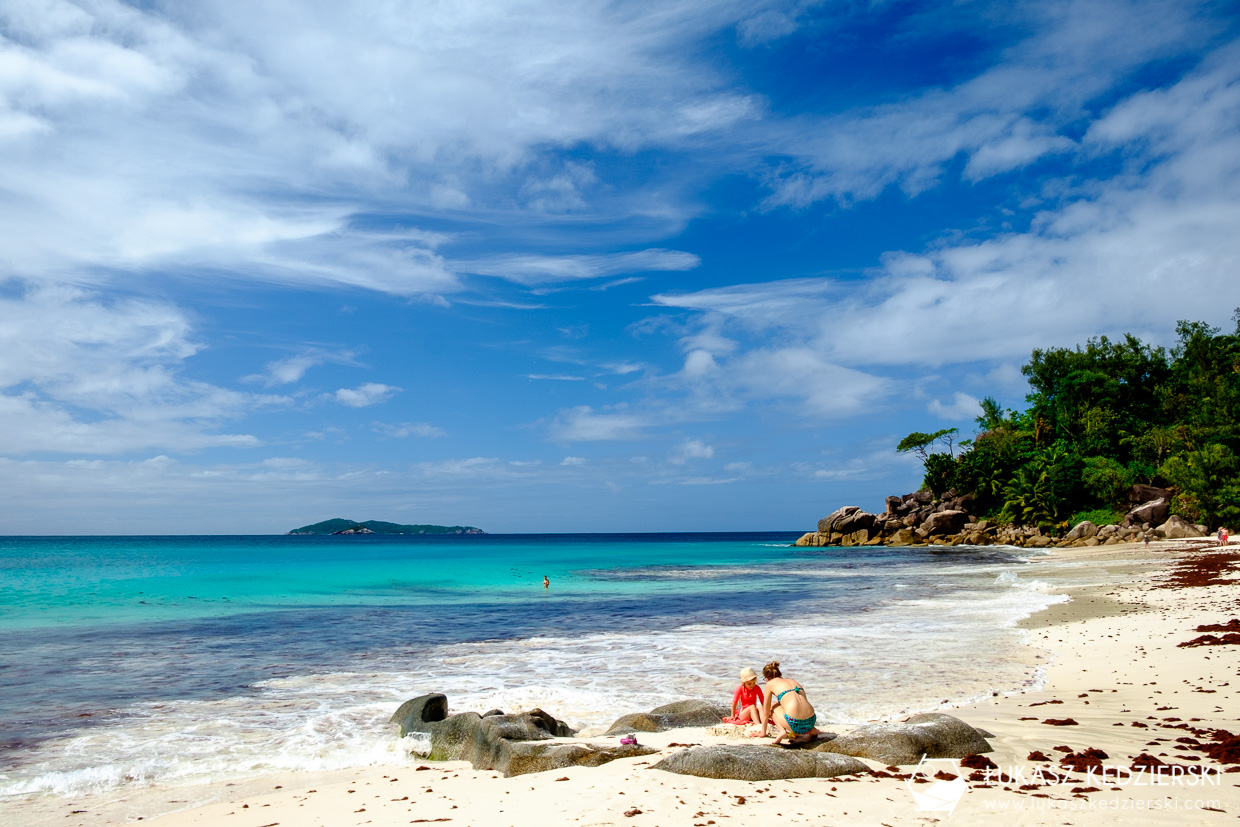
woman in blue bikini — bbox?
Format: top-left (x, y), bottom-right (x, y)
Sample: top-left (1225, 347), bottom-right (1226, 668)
top-left (761, 661), bottom-right (819, 745)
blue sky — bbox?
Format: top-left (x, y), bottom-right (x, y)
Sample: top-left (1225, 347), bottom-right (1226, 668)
top-left (1, 0), bottom-right (1239, 534)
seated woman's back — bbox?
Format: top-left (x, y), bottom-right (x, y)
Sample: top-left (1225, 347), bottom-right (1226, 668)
top-left (764, 675), bottom-right (812, 717)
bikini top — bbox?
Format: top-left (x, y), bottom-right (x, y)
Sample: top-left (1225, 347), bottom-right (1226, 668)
top-left (775, 686), bottom-right (804, 703)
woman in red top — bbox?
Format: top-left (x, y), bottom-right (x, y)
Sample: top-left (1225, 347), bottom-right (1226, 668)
top-left (731, 667), bottom-right (764, 725)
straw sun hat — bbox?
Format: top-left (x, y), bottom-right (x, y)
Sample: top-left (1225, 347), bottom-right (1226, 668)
top-left (739, 667), bottom-right (758, 683)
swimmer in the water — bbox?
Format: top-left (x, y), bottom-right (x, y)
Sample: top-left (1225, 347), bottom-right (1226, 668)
top-left (543, 575), bottom-right (550, 589)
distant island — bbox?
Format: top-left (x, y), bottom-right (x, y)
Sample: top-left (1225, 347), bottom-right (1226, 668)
top-left (286, 518), bottom-right (486, 536)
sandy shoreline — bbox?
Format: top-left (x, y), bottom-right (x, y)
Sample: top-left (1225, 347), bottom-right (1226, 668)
top-left (10, 538), bottom-right (1240, 826)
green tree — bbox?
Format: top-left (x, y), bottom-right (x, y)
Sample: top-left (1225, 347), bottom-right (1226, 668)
top-left (897, 428), bottom-right (960, 462)
top-left (922, 452), bottom-right (958, 498)
top-left (1160, 444), bottom-right (1240, 528)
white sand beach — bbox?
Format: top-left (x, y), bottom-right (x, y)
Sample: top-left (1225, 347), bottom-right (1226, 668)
top-left (14, 539), bottom-right (1240, 827)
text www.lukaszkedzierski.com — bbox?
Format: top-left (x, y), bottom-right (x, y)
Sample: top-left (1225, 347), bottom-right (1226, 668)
top-left (982, 797), bottom-right (1221, 812)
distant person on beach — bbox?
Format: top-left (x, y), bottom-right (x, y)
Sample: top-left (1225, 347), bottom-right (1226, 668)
top-left (543, 575), bottom-right (550, 589)
top-left (1221, 528), bottom-right (1230, 547)
top-left (761, 660), bottom-right (819, 745)
top-left (728, 667), bottom-right (764, 729)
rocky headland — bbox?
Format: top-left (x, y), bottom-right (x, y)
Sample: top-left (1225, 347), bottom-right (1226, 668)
top-left (796, 483), bottom-right (1212, 549)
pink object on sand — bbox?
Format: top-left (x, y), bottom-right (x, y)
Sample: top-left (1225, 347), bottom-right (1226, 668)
top-left (722, 716), bottom-right (750, 725)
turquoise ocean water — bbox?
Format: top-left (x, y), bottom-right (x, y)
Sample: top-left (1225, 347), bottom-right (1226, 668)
top-left (0, 533), bottom-right (1065, 807)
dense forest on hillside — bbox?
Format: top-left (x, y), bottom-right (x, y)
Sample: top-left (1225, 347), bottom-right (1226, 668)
top-left (900, 315), bottom-right (1240, 532)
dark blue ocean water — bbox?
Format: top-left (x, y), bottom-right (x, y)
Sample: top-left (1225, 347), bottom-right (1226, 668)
top-left (0, 533), bottom-right (1058, 800)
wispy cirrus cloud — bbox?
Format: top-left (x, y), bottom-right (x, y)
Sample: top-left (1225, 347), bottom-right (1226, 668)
top-left (0, 284), bottom-right (279, 454)
top-left (650, 37), bottom-right (1240, 416)
top-left (758, 0), bottom-right (1207, 209)
top-left (0, 0), bottom-right (748, 301)
top-left (462, 248), bottom-right (700, 286)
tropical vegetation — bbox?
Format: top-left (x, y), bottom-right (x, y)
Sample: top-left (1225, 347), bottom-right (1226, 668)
top-left (899, 316), bottom-right (1240, 532)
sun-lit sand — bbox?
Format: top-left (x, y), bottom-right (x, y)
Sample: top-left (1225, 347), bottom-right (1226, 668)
top-left (19, 538), bottom-right (1240, 827)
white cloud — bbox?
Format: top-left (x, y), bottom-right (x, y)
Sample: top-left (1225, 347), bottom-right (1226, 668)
top-left (372, 421), bottom-right (447, 438)
top-left (0, 283), bottom-right (276, 454)
top-left (0, 0), bottom-right (755, 302)
top-left (670, 438), bottom-right (714, 465)
top-left (412, 457), bottom-right (522, 480)
top-left (928, 392), bottom-right (981, 421)
top-left (548, 405), bottom-right (650, 441)
top-left (651, 41), bottom-right (1240, 389)
top-left (737, 9), bottom-right (800, 47)
top-left (463, 249), bottom-right (700, 286)
top-left (331, 383), bottom-right (400, 408)
top-left (521, 161), bottom-right (598, 213)
top-left (561, 456), bottom-right (586, 466)
top-left (651, 475), bottom-right (740, 486)
top-left (243, 349), bottom-right (358, 386)
top-left (759, 0), bottom-right (1204, 208)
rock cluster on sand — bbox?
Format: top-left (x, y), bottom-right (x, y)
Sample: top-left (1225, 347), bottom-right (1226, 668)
top-left (796, 484), bottom-right (1210, 548)
top-left (393, 695), bottom-right (993, 781)
top-left (393, 694), bottom-right (656, 777)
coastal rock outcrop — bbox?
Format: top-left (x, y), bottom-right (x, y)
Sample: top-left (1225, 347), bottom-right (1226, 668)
top-left (390, 693), bottom-right (448, 737)
top-left (797, 489), bottom-right (983, 548)
top-left (796, 482), bottom-right (1214, 550)
top-left (811, 713), bottom-right (992, 766)
top-left (603, 699), bottom-right (729, 736)
top-left (1157, 514), bottom-right (1207, 539)
top-left (654, 744), bottom-right (868, 780)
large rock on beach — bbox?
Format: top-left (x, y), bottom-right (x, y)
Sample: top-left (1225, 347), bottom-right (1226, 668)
top-left (924, 510), bottom-right (968, 537)
top-left (654, 744), bottom-right (868, 780)
top-left (889, 528), bottom-right (920, 546)
top-left (428, 704), bottom-right (648, 776)
top-left (461, 709), bottom-right (600, 776)
top-left (813, 713), bottom-right (992, 766)
top-left (1157, 514), bottom-right (1207, 539)
top-left (818, 506), bottom-right (861, 534)
top-left (1124, 498), bottom-right (1169, 528)
top-left (390, 693), bottom-right (448, 737)
top-left (428, 711), bottom-right (483, 760)
top-left (1063, 520), bottom-right (1098, 542)
top-left (603, 699), bottom-right (729, 736)
top-left (837, 510), bottom-right (878, 535)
